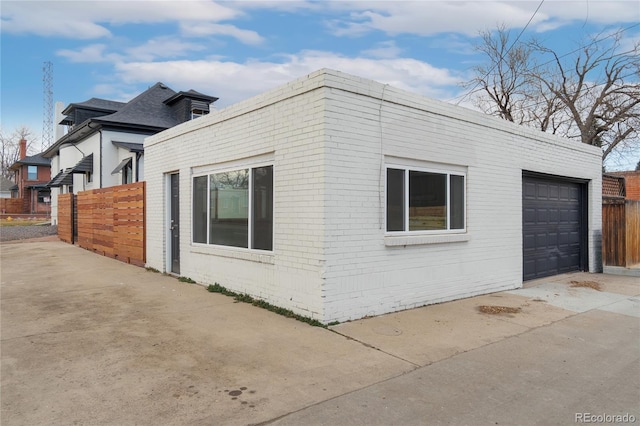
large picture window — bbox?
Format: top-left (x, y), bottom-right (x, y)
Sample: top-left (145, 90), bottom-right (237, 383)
top-left (193, 165), bottom-right (273, 250)
top-left (386, 166), bottom-right (465, 233)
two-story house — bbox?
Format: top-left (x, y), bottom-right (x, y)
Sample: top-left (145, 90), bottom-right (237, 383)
top-left (43, 82), bottom-right (217, 225)
top-left (8, 139), bottom-right (51, 214)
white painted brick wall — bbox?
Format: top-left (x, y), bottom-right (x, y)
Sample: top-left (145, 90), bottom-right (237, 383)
top-left (144, 69), bottom-right (602, 324)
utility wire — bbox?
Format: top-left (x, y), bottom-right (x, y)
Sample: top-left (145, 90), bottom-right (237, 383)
top-left (451, 22), bottom-right (640, 105)
top-left (454, 0), bottom-right (545, 106)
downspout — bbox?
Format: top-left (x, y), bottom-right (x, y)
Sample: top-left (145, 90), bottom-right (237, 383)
top-left (135, 152), bottom-right (142, 182)
top-left (86, 123), bottom-right (102, 188)
top-left (99, 130), bottom-right (103, 188)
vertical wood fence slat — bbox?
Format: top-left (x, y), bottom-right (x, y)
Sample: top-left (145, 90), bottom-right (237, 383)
top-left (57, 193), bottom-right (74, 243)
top-left (602, 198), bottom-right (640, 268)
top-left (625, 200), bottom-right (640, 267)
top-left (59, 182), bottom-right (145, 266)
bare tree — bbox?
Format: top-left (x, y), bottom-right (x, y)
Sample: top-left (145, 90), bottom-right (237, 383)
top-left (0, 126), bottom-right (37, 180)
top-left (465, 26), bottom-right (566, 133)
top-left (466, 27), bottom-right (640, 164)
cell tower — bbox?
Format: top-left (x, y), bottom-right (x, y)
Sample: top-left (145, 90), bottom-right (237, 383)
top-left (42, 61), bottom-right (53, 149)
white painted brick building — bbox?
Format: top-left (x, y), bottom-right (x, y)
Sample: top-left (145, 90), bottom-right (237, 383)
top-left (144, 69), bottom-right (602, 324)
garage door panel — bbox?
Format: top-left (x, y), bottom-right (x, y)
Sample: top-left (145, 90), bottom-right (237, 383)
top-left (523, 175), bottom-right (584, 281)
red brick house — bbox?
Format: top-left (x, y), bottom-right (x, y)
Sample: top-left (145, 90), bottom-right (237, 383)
top-left (9, 139), bottom-right (51, 214)
top-left (610, 171), bottom-right (640, 201)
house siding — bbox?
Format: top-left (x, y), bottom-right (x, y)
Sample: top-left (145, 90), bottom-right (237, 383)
top-left (320, 74), bottom-right (601, 321)
top-left (145, 85), bottom-right (329, 319)
top-left (145, 69), bottom-right (602, 323)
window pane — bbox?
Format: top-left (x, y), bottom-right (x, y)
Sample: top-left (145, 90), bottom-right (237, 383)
top-left (409, 171), bottom-right (446, 231)
top-left (192, 176), bottom-right (208, 243)
top-left (28, 165), bottom-right (37, 180)
top-left (210, 169), bottom-right (249, 248)
top-left (386, 168), bottom-right (405, 231)
top-left (450, 175), bottom-right (465, 229)
top-left (252, 166), bottom-right (273, 250)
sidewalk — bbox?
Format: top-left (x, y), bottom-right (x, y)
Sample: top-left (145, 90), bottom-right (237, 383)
top-left (1, 240), bottom-right (638, 425)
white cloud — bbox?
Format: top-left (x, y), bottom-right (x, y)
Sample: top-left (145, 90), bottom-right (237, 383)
top-left (180, 23), bottom-right (264, 44)
top-left (326, 1), bottom-right (640, 37)
top-left (56, 44), bottom-right (123, 63)
top-left (125, 37), bottom-right (207, 61)
top-left (112, 50), bottom-right (464, 108)
top-left (361, 41), bottom-right (403, 59)
top-left (1, 0), bottom-right (242, 39)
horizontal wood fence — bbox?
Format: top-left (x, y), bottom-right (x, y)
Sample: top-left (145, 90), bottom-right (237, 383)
top-left (58, 182), bottom-right (145, 266)
top-left (602, 198), bottom-right (640, 268)
top-left (0, 198), bottom-right (23, 214)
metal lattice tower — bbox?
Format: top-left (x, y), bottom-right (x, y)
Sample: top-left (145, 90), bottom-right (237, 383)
top-left (42, 61), bottom-right (53, 149)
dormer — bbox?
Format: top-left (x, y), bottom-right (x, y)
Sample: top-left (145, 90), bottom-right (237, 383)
top-left (59, 98), bottom-right (126, 130)
top-left (163, 90), bottom-right (219, 123)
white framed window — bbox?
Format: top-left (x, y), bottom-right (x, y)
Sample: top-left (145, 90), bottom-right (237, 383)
top-left (386, 164), bottom-right (466, 233)
top-left (193, 165), bottom-right (273, 251)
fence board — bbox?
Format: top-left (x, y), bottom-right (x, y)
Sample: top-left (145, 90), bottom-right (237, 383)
top-left (0, 198), bottom-right (24, 214)
top-left (57, 194), bottom-right (74, 243)
top-left (602, 198), bottom-right (640, 268)
top-left (58, 182), bottom-right (145, 265)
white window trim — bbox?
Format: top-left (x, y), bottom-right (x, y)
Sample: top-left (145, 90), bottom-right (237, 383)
top-left (385, 163), bottom-right (467, 236)
top-left (191, 162), bottom-right (274, 252)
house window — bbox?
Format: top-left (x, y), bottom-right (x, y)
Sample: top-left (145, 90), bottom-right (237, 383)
top-left (86, 171), bottom-right (93, 183)
top-left (386, 166), bottom-right (465, 233)
top-left (27, 165), bottom-right (37, 180)
top-left (38, 190), bottom-right (51, 203)
top-left (123, 161), bottom-right (133, 184)
top-left (193, 165), bottom-right (273, 250)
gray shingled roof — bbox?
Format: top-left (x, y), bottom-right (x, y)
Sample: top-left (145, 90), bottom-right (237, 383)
top-left (62, 98), bottom-right (126, 115)
top-left (95, 83), bottom-right (180, 129)
top-left (10, 153), bottom-right (51, 170)
top-left (112, 141), bottom-right (144, 152)
top-left (43, 82), bottom-right (216, 158)
top-left (0, 176), bottom-right (15, 192)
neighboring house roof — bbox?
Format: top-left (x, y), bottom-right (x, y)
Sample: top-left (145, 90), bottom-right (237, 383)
top-left (9, 153), bottom-right (51, 171)
top-left (602, 174), bottom-right (625, 198)
top-left (46, 155), bottom-right (93, 188)
top-left (61, 98), bottom-right (126, 115)
top-left (0, 176), bottom-right (15, 192)
top-left (43, 82), bottom-right (217, 158)
top-left (609, 170), bottom-right (640, 201)
top-left (112, 141), bottom-right (144, 153)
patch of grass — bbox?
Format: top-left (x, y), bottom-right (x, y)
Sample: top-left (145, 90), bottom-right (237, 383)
top-left (206, 282), bottom-right (331, 328)
top-left (0, 219), bottom-right (50, 227)
top-left (145, 267), bottom-right (160, 273)
top-left (178, 276), bottom-right (197, 284)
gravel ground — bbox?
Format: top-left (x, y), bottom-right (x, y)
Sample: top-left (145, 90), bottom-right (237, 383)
top-left (0, 225), bottom-right (58, 242)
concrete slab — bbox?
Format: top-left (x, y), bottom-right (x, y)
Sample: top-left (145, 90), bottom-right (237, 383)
top-left (1, 241), bottom-right (414, 426)
top-left (2, 241), bottom-right (638, 425)
top-left (331, 292), bottom-right (574, 366)
top-left (508, 282), bottom-right (632, 313)
top-left (274, 310), bottom-right (640, 426)
top-left (604, 265), bottom-right (640, 277)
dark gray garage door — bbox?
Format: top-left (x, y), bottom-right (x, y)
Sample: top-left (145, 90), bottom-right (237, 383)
top-left (523, 174), bottom-right (585, 281)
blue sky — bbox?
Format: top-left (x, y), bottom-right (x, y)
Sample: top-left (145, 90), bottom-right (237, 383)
top-left (1, 0), bottom-right (639, 169)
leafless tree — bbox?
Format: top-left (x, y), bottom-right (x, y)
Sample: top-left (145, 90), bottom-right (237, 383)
top-left (466, 27), bottom-right (640, 165)
top-left (0, 126), bottom-right (37, 180)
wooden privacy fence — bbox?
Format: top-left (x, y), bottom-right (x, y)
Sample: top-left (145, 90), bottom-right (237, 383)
top-left (602, 199), bottom-right (640, 268)
top-left (58, 182), bottom-right (146, 266)
top-left (0, 198), bottom-right (23, 214)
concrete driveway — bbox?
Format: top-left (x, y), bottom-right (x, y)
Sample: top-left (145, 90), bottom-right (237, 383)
top-left (1, 240), bottom-right (638, 425)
